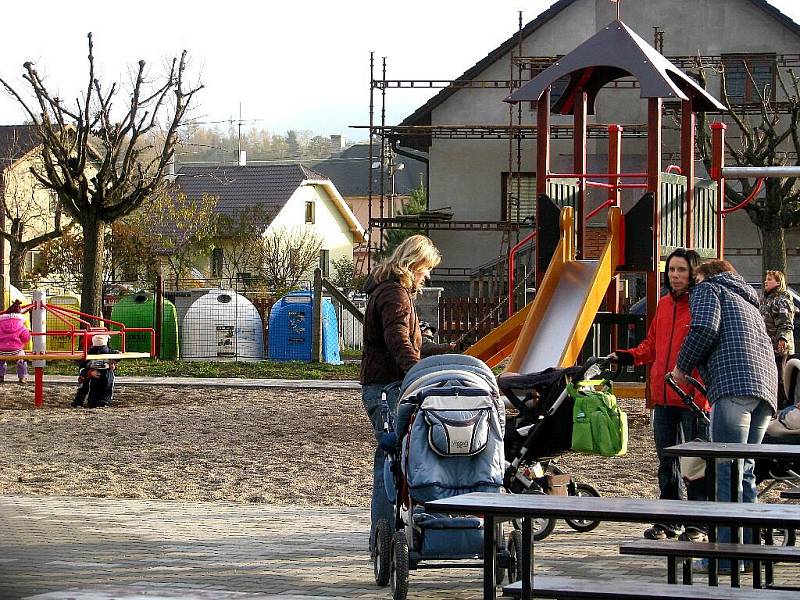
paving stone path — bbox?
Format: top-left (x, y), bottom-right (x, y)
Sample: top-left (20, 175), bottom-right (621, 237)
top-left (2, 496), bottom-right (795, 599)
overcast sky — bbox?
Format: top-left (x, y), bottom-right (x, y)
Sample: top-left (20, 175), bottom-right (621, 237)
top-left (0, 0), bottom-right (798, 143)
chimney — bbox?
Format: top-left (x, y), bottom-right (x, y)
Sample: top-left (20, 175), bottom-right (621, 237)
top-left (238, 150), bottom-right (247, 166)
top-left (329, 135), bottom-right (345, 157)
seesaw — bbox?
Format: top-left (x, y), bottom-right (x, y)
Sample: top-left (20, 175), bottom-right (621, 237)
top-left (5, 291), bottom-right (154, 407)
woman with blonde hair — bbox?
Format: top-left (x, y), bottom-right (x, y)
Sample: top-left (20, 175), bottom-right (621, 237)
top-left (760, 269), bottom-right (795, 410)
top-left (359, 234), bottom-right (442, 555)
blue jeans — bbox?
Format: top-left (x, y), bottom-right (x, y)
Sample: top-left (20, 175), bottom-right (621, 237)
top-left (362, 382), bottom-right (401, 552)
top-left (653, 405), bottom-right (708, 531)
top-left (710, 395), bottom-right (772, 552)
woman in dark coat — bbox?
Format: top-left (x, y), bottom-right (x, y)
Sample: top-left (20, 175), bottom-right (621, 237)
top-left (360, 234), bottom-right (441, 555)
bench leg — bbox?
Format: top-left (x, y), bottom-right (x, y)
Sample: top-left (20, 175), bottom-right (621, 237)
top-left (521, 517), bottom-right (533, 600)
top-left (682, 558), bottom-right (693, 585)
top-left (483, 514), bottom-right (496, 600)
top-left (667, 556), bottom-right (677, 584)
top-left (763, 528), bottom-right (774, 587)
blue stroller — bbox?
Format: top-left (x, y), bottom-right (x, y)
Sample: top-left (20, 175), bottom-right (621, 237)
top-left (373, 354), bottom-right (509, 600)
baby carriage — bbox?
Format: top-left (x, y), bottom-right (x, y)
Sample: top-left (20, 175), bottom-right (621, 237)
top-left (373, 354), bottom-right (509, 600)
top-left (497, 356), bottom-right (619, 541)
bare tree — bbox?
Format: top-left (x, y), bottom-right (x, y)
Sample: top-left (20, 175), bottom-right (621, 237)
top-left (0, 33), bottom-right (202, 314)
top-left (257, 226), bottom-right (323, 294)
top-left (695, 62), bottom-right (800, 274)
top-left (214, 206), bottom-right (271, 286)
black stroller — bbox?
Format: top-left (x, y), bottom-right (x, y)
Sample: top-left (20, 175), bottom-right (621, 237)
top-left (497, 356), bottom-right (618, 542)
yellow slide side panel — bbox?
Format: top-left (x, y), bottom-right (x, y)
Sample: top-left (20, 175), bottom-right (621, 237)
top-left (505, 207), bottom-right (575, 374)
top-left (464, 302), bottom-right (532, 368)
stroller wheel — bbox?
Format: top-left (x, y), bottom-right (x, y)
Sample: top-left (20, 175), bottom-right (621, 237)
top-left (565, 483), bottom-right (602, 533)
top-left (506, 529), bottom-right (533, 583)
top-left (373, 519), bottom-right (392, 586)
top-left (762, 527), bottom-right (797, 547)
top-left (391, 530), bottom-right (409, 600)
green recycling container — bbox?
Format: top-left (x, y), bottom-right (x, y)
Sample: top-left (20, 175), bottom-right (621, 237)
top-left (110, 292), bottom-right (178, 359)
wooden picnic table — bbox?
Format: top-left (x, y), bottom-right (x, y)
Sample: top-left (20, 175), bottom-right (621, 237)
top-left (661, 441), bottom-right (800, 585)
top-left (425, 492), bottom-right (800, 600)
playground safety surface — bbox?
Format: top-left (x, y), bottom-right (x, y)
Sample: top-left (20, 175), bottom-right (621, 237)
top-left (4, 495), bottom-right (796, 600)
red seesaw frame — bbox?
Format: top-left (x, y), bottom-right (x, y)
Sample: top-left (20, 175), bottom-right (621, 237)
top-left (0, 293), bottom-right (153, 407)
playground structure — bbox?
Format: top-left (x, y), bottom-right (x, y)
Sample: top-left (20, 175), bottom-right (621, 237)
top-left (465, 17), bottom-right (800, 374)
top-left (0, 291), bottom-right (152, 407)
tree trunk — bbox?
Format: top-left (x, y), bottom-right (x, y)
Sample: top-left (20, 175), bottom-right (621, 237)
top-left (8, 246), bottom-right (25, 289)
top-left (80, 210), bottom-right (105, 318)
top-left (761, 224), bottom-right (786, 276)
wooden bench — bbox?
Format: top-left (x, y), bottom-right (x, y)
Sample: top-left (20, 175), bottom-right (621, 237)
top-left (620, 539), bottom-right (800, 588)
top-left (781, 487), bottom-right (800, 500)
top-left (426, 493), bottom-right (800, 600)
top-left (503, 575), bottom-right (798, 599)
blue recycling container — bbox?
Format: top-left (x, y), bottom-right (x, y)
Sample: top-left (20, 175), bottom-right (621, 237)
top-left (268, 291), bottom-right (341, 364)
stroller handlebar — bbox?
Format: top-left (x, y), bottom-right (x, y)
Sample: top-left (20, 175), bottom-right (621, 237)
top-left (664, 373), bottom-right (711, 425)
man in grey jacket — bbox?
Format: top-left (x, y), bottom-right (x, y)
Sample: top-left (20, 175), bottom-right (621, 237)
top-left (671, 259), bottom-right (776, 571)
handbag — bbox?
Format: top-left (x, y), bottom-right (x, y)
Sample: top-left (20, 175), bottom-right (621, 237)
top-left (569, 380), bottom-right (628, 457)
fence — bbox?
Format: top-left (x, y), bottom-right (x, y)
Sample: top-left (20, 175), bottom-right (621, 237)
top-left (19, 278), bottom-right (364, 361)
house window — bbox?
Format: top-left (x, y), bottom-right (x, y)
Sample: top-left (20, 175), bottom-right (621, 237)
top-left (721, 54), bottom-right (775, 104)
top-left (319, 249), bottom-right (330, 278)
top-left (23, 250), bottom-right (43, 274)
top-left (305, 201), bottom-right (315, 224)
top-left (501, 172), bottom-right (537, 223)
top-left (211, 248), bottom-right (224, 277)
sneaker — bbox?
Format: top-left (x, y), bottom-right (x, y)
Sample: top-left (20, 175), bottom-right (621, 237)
top-left (693, 559), bottom-right (709, 573)
top-left (644, 524), bottom-right (679, 540)
top-left (18, 377), bottom-right (28, 384)
top-left (678, 527), bottom-right (708, 543)
top-left (694, 558), bottom-right (750, 575)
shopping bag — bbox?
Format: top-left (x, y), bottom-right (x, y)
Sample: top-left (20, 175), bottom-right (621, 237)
top-left (568, 380), bottom-right (628, 457)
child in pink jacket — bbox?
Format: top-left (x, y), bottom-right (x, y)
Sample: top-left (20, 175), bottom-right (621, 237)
top-left (0, 300), bottom-right (31, 383)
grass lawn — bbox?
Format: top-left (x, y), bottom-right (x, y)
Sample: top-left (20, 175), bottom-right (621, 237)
top-left (43, 358), bottom-right (361, 380)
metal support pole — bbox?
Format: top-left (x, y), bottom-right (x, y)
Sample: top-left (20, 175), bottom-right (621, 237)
top-left (367, 52), bottom-right (375, 272)
top-left (711, 122), bottom-right (726, 259)
top-left (154, 275), bottom-right (163, 359)
top-left (312, 268), bottom-right (323, 363)
top-left (605, 125), bottom-right (622, 335)
top-left (31, 290), bottom-right (47, 408)
top-left (573, 90), bottom-right (588, 259)
top-left (681, 100), bottom-right (695, 249)
top-left (535, 89), bottom-right (550, 289)
top-left (646, 98), bottom-right (663, 330)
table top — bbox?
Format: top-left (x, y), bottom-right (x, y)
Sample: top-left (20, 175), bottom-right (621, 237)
top-left (425, 493), bottom-right (800, 528)
top-left (664, 441), bottom-right (800, 459)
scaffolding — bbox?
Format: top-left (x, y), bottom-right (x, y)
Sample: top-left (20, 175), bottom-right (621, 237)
top-left (362, 16), bottom-right (799, 304)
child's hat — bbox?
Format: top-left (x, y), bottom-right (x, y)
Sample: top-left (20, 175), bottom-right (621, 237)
top-left (419, 320), bottom-right (437, 335)
top-left (92, 334), bottom-right (110, 347)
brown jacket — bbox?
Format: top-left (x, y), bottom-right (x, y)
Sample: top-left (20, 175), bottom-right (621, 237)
top-left (359, 277), bottom-right (422, 385)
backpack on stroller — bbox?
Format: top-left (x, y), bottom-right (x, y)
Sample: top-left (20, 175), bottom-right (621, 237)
top-left (373, 354), bottom-right (509, 600)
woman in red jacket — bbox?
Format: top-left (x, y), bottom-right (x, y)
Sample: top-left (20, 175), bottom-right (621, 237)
top-left (611, 248), bottom-right (709, 542)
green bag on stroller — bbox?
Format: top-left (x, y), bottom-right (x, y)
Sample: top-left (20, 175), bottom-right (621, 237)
top-left (568, 380), bottom-right (628, 457)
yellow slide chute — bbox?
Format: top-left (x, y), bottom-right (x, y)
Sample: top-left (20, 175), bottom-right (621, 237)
top-left (466, 206), bottom-right (623, 373)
